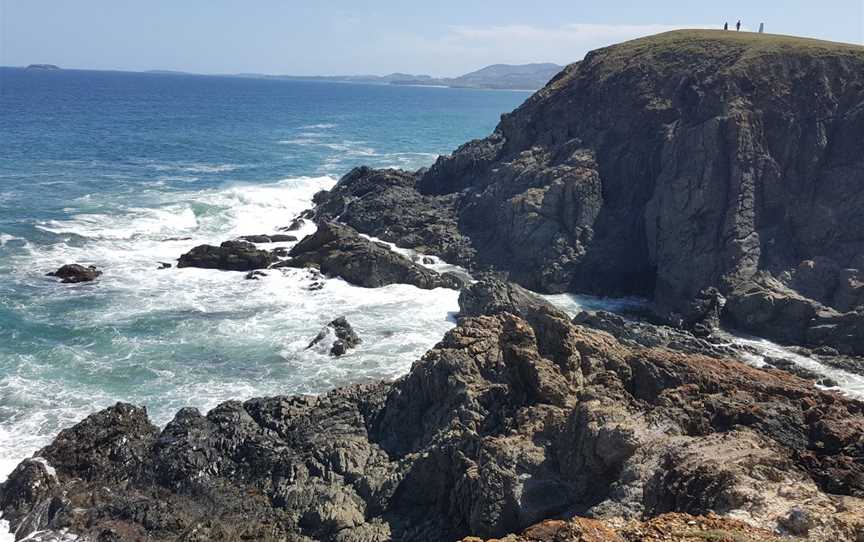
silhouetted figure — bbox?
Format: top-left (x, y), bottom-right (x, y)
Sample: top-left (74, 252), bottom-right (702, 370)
top-left (736, 20), bottom-right (741, 31)
top-left (759, 22), bottom-right (764, 33)
top-left (724, 22), bottom-right (729, 30)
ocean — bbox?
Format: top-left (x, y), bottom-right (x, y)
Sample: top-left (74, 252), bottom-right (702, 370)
top-left (0, 67), bottom-right (529, 483)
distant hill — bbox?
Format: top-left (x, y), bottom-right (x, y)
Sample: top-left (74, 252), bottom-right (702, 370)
top-left (10, 63), bottom-right (562, 90)
top-left (442, 63), bottom-right (564, 90)
top-left (240, 64), bottom-right (563, 90)
top-left (236, 72), bottom-right (436, 85)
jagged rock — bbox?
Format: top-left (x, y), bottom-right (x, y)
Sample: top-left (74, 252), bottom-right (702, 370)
top-left (725, 273), bottom-right (864, 354)
top-left (3, 281), bottom-right (864, 540)
top-left (4, 284), bottom-right (864, 540)
top-left (307, 316), bottom-right (362, 356)
top-left (312, 167), bottom-right (476, 267)
top-left (46, 264), bottom-right (102, 283)
top-left (282, 221), bottom-right (461, 290)
top-left (238, 234), bottom-right (298, 243)
top-left (762, 356), bottom-right (821, 381)
top-left (245, 270), bottom-right (268, 280)
top-left (177, 240), bottom-right (276, 271)
top-left (157, 262), bottom-right (172, 269)
top-left (573, 310), bottom-right (744, 359)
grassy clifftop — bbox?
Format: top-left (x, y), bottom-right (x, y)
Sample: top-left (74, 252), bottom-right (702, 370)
top-left (545, 29), bottom-right (864, 91)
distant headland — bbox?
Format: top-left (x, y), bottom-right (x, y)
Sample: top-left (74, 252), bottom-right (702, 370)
top-left (25, 64), bottom-right (61, 70)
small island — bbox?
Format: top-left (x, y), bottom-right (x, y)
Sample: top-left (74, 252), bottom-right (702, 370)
top-left (25, 63), bottom-right (61, 70)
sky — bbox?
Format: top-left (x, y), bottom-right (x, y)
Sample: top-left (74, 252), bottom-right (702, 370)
top-left (1, 0), bottom-right (862, 76)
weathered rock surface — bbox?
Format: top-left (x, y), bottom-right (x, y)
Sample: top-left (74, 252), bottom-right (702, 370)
top-left (310, 31), bottom-right (864, 353)
top-left (307, 316), bottom-right (362, 356)
top-left (177, 240), bottom-right (276, 271)
top-left (3, 278), bottom-right (863, 541)
top-left (46, 264), bottom-right (102, 283)
top-left (283, 221), bottom-right (462, 290)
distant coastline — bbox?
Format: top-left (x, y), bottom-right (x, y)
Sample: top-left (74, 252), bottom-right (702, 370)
top-left (7, 62), bottom-right (563, 91)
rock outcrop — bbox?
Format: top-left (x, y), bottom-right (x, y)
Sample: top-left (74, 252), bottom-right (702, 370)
top-left (177, 240), bottom-right (276, 271)
top-left (282, 221), bottom-right (462, 290)
top-left (237, 234), bottom-right (298, 243)
top-left (307, 316), bottom-right (362, 356)
top-left (46, 264), bottom-right (102, 283)
top-left (3, 278), bottom-right (863, 541)
top-left (310, 31), bottom-right (864, 353)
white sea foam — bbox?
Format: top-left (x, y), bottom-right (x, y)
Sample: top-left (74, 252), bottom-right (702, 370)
top-left (1, 174), bottom-right (465, 495)
top-left (299, 123), bottom-right (337, 129)
top-left (0, 234), bottom-right (23, 247)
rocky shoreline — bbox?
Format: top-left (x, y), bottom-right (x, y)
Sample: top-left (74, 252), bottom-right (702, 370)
top-left (5, 30), bottom-right (864, 541)
top-left (2, 279), bottom-right (863, 541)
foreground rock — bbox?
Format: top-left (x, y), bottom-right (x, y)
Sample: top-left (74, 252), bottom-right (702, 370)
top-left (3, 278), bottom-right (863, 541)
top-left (46, 264), bottom-right (102, 283)
top-left (307, 316), bottom-right (362, 356)
top-left (282, 221), bottom-right (462, 290)
top-left (177, 240), bottom-right (276, 271)
top-left (310, 31), bottom-right (864, 353)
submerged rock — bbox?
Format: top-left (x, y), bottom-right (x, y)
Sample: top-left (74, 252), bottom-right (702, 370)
top-left (177, 240), bottom-right (275, 271)
top-left (282, 221), bottom-right (461, 290)
top-left (307, 316), bottom-right (362, 356)
top-left (46, 264), bottom-right (102, 283)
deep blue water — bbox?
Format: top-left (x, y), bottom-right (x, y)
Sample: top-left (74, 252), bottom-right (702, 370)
top-left (0, 66), bottom-right (528, 474)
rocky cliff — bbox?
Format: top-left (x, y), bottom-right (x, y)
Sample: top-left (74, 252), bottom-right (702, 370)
top-left (315, 30), bottom-right (864, 354)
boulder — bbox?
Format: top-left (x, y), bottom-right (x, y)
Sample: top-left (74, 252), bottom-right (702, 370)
top-left (177, 240), bottom-right (275, 271)
top-left (284, 221), bottom-right (461, 290)
top-left (307, 316), bottom-right (362, 356)
top-left (46, 264), bottom-right (102, 283)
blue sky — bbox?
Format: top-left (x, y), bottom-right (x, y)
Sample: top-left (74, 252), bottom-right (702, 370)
top-left (1, 0), bottom-right (862, 76)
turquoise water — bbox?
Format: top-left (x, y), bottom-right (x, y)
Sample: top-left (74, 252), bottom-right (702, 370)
top-left (0, 67), bottom-right (529, 474)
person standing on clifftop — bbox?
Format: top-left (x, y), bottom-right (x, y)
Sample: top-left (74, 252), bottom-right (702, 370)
top-left (736, 20), bottom-right (741, 31)
top-left (724, 22), bottom-right (729, 30)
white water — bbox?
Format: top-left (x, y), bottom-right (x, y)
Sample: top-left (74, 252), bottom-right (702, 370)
top-left (0, 175), bottom-right (461, 504)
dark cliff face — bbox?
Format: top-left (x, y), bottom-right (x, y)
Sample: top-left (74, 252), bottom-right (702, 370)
top-left (421, 31), bottom-right (864, 300)
top-left (319, 31), bottom-right (864, 351)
